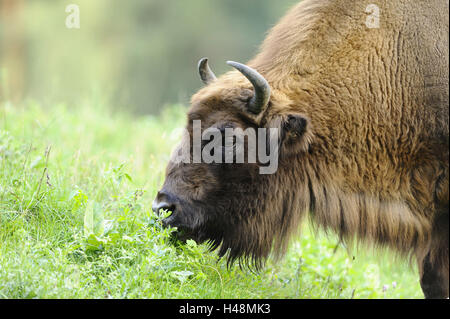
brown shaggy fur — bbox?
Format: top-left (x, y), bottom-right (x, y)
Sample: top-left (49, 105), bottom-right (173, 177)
top-left (155, 0), bottom-right (449, 298)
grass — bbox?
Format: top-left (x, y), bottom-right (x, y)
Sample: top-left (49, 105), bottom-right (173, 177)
top-left (0, 99), bottom-right (423, 299)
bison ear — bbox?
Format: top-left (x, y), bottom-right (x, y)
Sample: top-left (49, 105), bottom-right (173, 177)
top-left (271, 114), bottom-right (313, 154)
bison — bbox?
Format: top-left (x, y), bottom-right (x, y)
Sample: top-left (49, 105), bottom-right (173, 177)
top-left (152, 0), bottom-right (449, 298)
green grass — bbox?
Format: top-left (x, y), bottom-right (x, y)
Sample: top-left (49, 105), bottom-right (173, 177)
top-left (0, 99), bottom-right (423, 299)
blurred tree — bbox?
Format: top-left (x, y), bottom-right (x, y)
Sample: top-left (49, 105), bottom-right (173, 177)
top-left (0, 0), bottom-right (25, 102)
top-left (0, 0), bottom-right (298, 114)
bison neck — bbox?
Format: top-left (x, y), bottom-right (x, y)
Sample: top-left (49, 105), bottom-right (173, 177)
top-left (271, 157), bottom-right (432, 258)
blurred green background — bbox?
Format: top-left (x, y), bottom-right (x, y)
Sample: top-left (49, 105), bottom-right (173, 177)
top-left (0, 0), bottom-right (298, 114)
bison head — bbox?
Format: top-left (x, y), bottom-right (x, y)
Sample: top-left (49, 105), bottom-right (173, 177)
top-left (152, 58), bottom-right (313, 268)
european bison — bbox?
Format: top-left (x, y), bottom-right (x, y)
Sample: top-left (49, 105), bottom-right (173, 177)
top-left (153, 0), bottom-right (449, 298)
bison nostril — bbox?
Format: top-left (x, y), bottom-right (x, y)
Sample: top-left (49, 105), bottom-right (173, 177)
top-left (152, 200), bottom-right (176, 216)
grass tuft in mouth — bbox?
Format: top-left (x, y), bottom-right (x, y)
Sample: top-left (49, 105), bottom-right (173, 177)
top-left (153, 208), bottom-right (174, 222)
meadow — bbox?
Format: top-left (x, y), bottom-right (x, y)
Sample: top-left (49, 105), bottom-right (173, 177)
top-left (0, 99), bottom-right (423, 298)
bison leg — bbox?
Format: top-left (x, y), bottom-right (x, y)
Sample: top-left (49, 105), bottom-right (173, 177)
top-left (418, 214), bottom-right (449, 299)
top-left (418, 252), bottom-right (449, 299)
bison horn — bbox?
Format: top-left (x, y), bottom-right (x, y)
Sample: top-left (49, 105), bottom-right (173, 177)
top-left (227, 61), bottom-right (271, 114)
top-left (198, 57), bottom-right (217, 85)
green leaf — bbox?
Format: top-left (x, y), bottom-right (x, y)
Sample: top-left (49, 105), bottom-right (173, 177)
top-left (186, 239), bottom-right (197, 248)
top-left (85, 234), bottom-right (105, 252)
top-left (171, 270), bottom-right (194, 283)
top-left (107, 232), bottom-right (121, 244)
top-left (83, 200), bottom-right (105, 237)
top-left (83, 200), bottom-right (95, 237)
top-left (29, 156), bottom-right (44, 169)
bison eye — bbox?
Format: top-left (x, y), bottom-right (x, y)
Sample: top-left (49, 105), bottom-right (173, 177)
top-left (219, 127), bottom-right (238, 148)
top-left (201, 134), bottom-right (219, 157)
top-left (200, 125), bottom-right (239, 163)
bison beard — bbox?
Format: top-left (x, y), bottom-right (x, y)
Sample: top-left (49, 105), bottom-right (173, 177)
top-left (153, 0), bottom-right (449, 298)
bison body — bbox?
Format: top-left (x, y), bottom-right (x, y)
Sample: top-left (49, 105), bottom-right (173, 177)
top-left (153, 0), bottom-right (449, 298)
